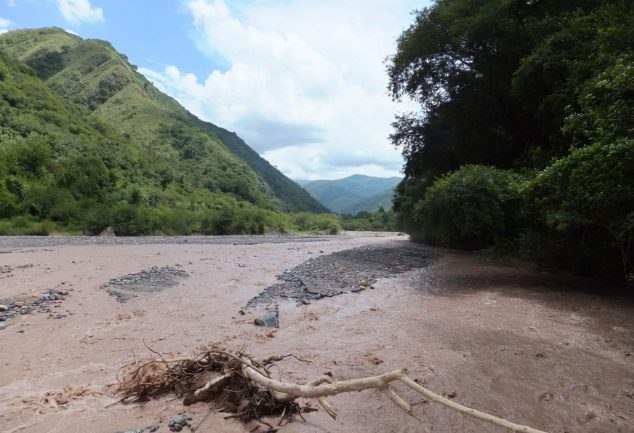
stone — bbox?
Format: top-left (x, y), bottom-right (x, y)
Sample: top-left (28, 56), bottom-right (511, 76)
top-left (100, 226), bottom-right (116, 237)
top-left (0, 305), bottom-right (7, 312)
top-left (254, 311), bottom-right (279, 328)
top-left (168, 414), bottom-right (188, 432)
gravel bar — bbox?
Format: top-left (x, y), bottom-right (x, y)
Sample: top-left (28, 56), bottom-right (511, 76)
top-left (0, 234), bottom-right (338, 249)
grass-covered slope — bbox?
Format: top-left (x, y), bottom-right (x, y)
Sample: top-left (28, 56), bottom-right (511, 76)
top-left (339, 188), bottom-right (395, 214)
top-left (0, 27), bottom-right (326, 213)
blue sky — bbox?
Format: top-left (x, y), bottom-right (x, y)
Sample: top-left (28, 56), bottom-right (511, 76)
top-left (1, 0), bottom-right (426, 180)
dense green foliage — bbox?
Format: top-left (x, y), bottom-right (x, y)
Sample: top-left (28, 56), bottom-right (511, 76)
top-left (0, 28), bottom-right (334, 235)
top-left (341, 208), bottom-right (397, 232)
top-left (389, 0), bottom-right (633, 281)
top-left (414, 166), bottom-right (521, 249)
top-left (0, 27), bottom-right (326, 213)
top-left (303, 175), bottom-right (401, 213)
top-left (522, 140), bottom-right (633, 277)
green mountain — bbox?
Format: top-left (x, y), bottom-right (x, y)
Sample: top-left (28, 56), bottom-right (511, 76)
top-left (303, 175), bottom-right (401, 214)
top-left (0, 27), bottom-right (326, 214)
top-left (339, 188), bottom-right (395, 214)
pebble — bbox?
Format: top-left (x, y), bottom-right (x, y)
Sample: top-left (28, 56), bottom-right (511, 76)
top-left (0, 304), bottom-right (7, 312)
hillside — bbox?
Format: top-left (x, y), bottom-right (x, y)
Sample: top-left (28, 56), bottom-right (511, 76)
top-left (339, 188), bottom-right (395, 214)
top-left (0, 27), bottom-right (327, 213)
top-left (303, 175), bottom-right (401, 213)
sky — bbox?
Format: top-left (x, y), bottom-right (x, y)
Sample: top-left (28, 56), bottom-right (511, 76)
top-left (1, 0), bottom-right (426, 180)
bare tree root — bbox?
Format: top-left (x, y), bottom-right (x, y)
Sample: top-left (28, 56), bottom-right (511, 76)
top-left (115, 345), bottom-right (549, 433)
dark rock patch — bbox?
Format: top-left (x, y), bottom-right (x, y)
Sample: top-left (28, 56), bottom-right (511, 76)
top-left (0, 288), bottom-right (70, 328)
top-left (102, 266), bottom-right (188, 303)
top-left (246, 243), bottom-right (437, 309)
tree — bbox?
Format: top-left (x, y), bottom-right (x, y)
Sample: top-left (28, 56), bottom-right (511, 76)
top-left (387, 0), bottom-right (633, 279)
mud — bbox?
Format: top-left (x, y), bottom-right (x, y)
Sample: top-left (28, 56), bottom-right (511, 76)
top-left (0, 232), bottom-right (632, 433)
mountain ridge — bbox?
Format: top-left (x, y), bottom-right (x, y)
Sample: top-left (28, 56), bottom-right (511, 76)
top-left (0, 27), bottom-right (327, 213)
top-left (303, 175), bottom-right (401, 214)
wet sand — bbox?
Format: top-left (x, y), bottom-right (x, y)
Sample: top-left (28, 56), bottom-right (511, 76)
top-left (0, 232), bottom-right (632, 433)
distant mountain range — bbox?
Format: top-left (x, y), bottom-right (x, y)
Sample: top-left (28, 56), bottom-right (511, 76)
top-left (302, 175), bottom-right (401, 214)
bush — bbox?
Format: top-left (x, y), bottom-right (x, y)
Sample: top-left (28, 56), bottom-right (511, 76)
top-left (414, 165), bottom-right (522, 249)
top-left (341, 210), bottom-right (397, 232)
top-left (522, 140), bottom-right (633, 280)
top-left (292, 213), bottom-right (341, 234)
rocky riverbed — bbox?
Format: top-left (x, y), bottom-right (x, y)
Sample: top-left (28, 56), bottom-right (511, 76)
top-left (0, 232), bottom-right (632, 433)
top-left (246, 244), bottom-right (438, 309)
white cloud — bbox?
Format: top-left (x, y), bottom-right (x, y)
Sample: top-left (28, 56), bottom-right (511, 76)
top-left (57, 0), bottom-right (103, 24)
top-left (64, 28), bottom-right (79, 36)
top-left (0, 17), bottom-right (11, 33)
top-left (142, 0), bottom-right (422, 179)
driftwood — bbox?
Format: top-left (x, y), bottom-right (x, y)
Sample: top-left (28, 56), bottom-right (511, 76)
top-left (116, 345), bottom-right (549, 433)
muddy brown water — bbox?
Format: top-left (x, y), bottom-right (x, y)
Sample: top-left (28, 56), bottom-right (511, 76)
top-left (0, 232), bottom-right (632, 433)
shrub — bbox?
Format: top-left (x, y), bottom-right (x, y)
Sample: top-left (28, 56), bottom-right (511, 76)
top-left (292, 213), bottom-right (341, 234)
top-left (522, 140), bottom-right (633, 280)
top-left (414, 165), bottom-right (522, 249)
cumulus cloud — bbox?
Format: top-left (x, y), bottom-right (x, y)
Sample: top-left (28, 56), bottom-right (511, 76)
top-left (0, 17), bottom-right (11, 33)
top-left (142, 0), bottom-right (420, 179)
top-left (57, 0), bottom-right (103, 24)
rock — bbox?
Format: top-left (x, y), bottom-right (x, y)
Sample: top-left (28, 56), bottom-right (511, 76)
top-left (301, 299), bottom-right (311, 305)
top-left (146, 426), bottom-right (159, 433)
top-left (0, 305), bottom-right (7, 312)
top-left (100, 226), bottom-right (116, 237)
top-left (168, 414), bottom-right (189, 432)
top-left (254, 311), bottom-right (279, 328)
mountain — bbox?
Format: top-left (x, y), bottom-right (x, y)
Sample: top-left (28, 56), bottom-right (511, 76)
top-left (0, 27), bottom-right (327, 214)
top-left (339, 188), bottom-right (395, 214)
top-left (303, 175), bottom-right (401, 214)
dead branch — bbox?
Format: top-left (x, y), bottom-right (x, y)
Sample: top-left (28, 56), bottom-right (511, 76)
top-left (116, 346), bottom-right (549, 433)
